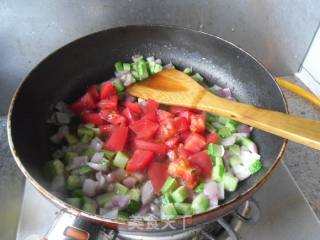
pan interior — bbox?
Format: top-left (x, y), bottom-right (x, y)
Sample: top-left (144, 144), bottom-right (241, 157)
top-left (9, 26), bottom-right (285, 211)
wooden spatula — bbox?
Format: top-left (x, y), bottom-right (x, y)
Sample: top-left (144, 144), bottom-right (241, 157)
top-left (128, 69), bottom-right (320, 150)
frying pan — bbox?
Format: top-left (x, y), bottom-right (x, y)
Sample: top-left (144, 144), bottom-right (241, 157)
top-left (7, 25), bottom-right (287, 234)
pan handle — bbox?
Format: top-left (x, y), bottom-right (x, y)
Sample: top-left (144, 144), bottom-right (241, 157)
top-left (44, 211), bottom-right (118, 240)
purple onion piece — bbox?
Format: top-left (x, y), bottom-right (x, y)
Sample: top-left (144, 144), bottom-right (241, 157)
top-left (89, 138), bottom-right (103, 151)
top-left (122, 176), bottom-right (137, 188)
top-left (221, 135), bottom-right (237, 146)
top-left (87, 162), bottom-right (107, 172)
top-left (102, 208), bottom-right (119, 219)
top-left (238, 124), bottom-right (253, 135)
top-left (112, 195), bottom-right (130, 210)
top-left (130, 172), bottom-right (146, 183)
top-left (66, 156), bottom-right (88, 171)
top-left (141, 180), bottom-right (154, 205)
top-left (163, 62), bottom-right (174, 69)
top-left (82, 179), bottom-right (98, 197)
top-left (113, 169), bottom-right (127, 181)
top-left (125, 94), bottom-right (137, 103)
top-left (106, 183), bottom-right (115, 192)
top-left (106, 172), bottom-right (117, 183)
top-left (150, 203), bottom-right (160, 216)
top-left (203, 181), bottom-right (219, 202)
top-left (138, 204), bottom-right (151, 215)
top-left (90, 152), bottom-right (104, 163)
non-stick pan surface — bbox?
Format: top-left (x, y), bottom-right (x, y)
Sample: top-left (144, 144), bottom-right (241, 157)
top-left (8, 25), bottom-right (287, 231)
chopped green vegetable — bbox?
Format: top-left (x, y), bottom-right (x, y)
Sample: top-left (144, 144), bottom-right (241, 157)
top-left (208, 143), bottom-right (224, 157)
top-left (82, 148), bottom-right (95, 159)
top-left (65, 133), bottom-right (78, 145)
top-left (183, 67), bottom-right (193, 75)
top-left (123, 63), bottom-right (131, 71)
top-left (127, 200), bottom-right (141, 214)
top-left (102, 150), bottom-right (116, 159)
top-left (225, 120), bottom-right (238, 132)
top-left (212, 163), bottom-right (224, 182)
top-left (171, 186), bottom-right (188, 203)
top-left (229, 156), bottom-right (241, 168)
top-left (113, 151), bottom-right (128, 169)
top-left (228, 144), bottom-right (241, 156)
top-left (63, 152), bottom-right (77, 164)
top-left (96, 192), bottom-right (115, 207)
top-left (115, 61), bottom-right (124, 72)
top-left (101, 158), bottom-right (110, 168)
top-left (114, 183), bottom-right (128, 195)
top-left (137, 60), bottom-right (149, 80)
top-left (78, 127), bottom-right (95, 143)
top-left (206, 113), bottom-right (216, 124)
top-left (118, 210), bottom-right (130, 219)
top-left (206, 122), bottom-right (217, 133)
top-left (82, 202), bottom-right (96, 214)
top-left (65, 197), bottom-right (82, 208)
top-left (249, 160), bottom-right (262, 174)
top-left (174, 203), bottom-right (193, 215)
top-left (218, 127), bottom-right (233, 138)
top-left (71, 189), bottom-right (84, 198)
top-left (128, 188), bottom-right (141, 202)
top-left (153, 63), bottom-right (163, 74)
top-left (161, 192), bottom-right (174, 205)
top-left (223, 172), bottom-right (239, 192)
top-left (217, 116), bottom-right (229, 124)
top-left (195, 182), bottom-right (205, 193)
top-left (67, 175), bottom-right (81, 190)
top-left (191, 73), bottom-right (204, 82)
top-left (45, 159), bottom-right (64, 178)
top-left (192, 193), bottom-right (209, 214)
top-left (113, 81), bottom-right (125, 92)
top-left (161, 203), bottom-right (178, 219)
top-left (78, 165), bottom-right (93, 175)
top-left (132, 55), bottom-right (143, 62)
top-left (161, 176), bottom-right (178, 194)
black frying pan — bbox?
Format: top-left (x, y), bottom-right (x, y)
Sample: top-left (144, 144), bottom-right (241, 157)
top-left (7, 25), bottom-right (287, 232)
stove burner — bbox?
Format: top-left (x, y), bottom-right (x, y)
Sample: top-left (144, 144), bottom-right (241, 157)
top-left (44, 198), bottom-right (260, 240)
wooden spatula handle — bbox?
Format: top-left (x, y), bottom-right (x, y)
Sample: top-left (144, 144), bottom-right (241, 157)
top-left (198, 92), bottom-right (320, 150)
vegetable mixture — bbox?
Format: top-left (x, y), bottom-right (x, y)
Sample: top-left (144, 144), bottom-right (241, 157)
top-left (46, 55), bottom-right (262, 220)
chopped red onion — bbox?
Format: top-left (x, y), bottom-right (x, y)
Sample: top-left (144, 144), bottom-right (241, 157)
top-left (217, 88), bottom-right (232, 98)
top-left (89, 138), bottom-right (103, 151)
top-left (212, 84), bottom-right (222, 91)
top-left (155, 58), bottom-right (162, 65)
top-left (150, 203), bottom-right (160, 216)
top-left (106, 183), bottom-right (115, 192)
top-left (131, 172), bottom-right (146, 183)
top-left (163, 62), bottom-right (174, 69)
top-left (125, 95), bottom-right (136, 103)
top-left (146, 56), bottom-right (155, 62)
top-left (112, 195), bottom-right (130, 209)
top-left (67, 142), bottom-right (88, 154)
top-left (232, 164), bottom-right (251, 181)
top-left (121, 73), bottom-right (135, 87)
top-left (87, 162), bottom-right (107, 172)
top-left (221, 135), bottom-right (237, 146)
top-left (234, 132), bottom-right (250, 140)
top-left (106, 172), bottom-right (117, 183)
top-left (82, 179), bottom-right (98, 197)
top-left (240, 149), bottom-right (261, 166)
top-left (90, 152), bottom-right (104, 163)
top-left (141, 180), bottom-right (154, 205)
top-left (66, 156), bottom-right (88, 171)
top-left (51, 175), bottom-right (65, 192)
top-left (138, 204), bottom-right (150, 215)
top-left (122, 176), bottom-right (137, 188)
top-left (203, 181), bottom-right (219, 203)
top-left (218, 182), bottom-right (225, 200)
top-left (50, 125), bottom-right (69, 144)
top-left (115, 70), bottom-right (129, 78)
top-left (223, 150), bottom-right (230, 161)
top-left (113, 169), bottom-right (127, 181)
top-left (102, 208), bottom-right (119, 219)
top-left (238, 124), bottom-right (253, 135)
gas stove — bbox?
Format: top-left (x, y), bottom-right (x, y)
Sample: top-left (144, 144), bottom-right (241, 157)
top-left (16, 163), bottom-right (320, 240)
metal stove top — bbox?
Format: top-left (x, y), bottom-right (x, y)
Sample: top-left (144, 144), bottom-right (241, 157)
top-left (17, 163), bottom-right (320, 240)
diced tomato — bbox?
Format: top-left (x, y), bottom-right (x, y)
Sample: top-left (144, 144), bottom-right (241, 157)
top-left (184, 133), bottom-right (207, 153)
top-left (145, 99), bottom-right (159, 112)
top-left (101, 111), bottom-right (127, 126)
top-left (174, 117), bottom-right (189, 133)
top-left (182, 168), bottom-right (199, 189)
top-left (148, 162), bottom-right (168, 193)
top-left (169, 106), bottom-right (192, 114)
top-left (158, 118), bottom-right (176, 141)
top-left (122, 108), bottom-right (139, 124)
top-left (126, 149), bottom-right (155, 173)
top-left (69, 92), bottom-right (96, 113)
top-left (81, 113), bottom-right (105, 126)
top-left (134, 139), bottom-right (167, 155)
top-left (87, 85), bottom-right (100, 101)
top-left (157, 110), bottom-right (173, 122)
top-left (168, 158), bottom-right (198, 189)
top-left (167, 149), bottom-right (178, 161)
top-left (189, 151), bottom-right (213, 179)
top-left (125, 102), bottom-right (141, 114)
top-left (140, 99), bottom-right (159, 122)
top-left (177, 143), bottom-right (192, 159)
top-left (97, 95), bottom-right (118, 110)
top-left (179, 130), bottom-right (191, 141)
top-left (207, 132), bottom-right (219, 144)
top-left (178, 111), bottom-right (193, 123)
top-left (141, 110), bottom-right (158, 122)
top-left (99, 124), bottom-right (114, 135)
top-left (165, 136), bottom-right (180, 148)
top-left (100, 82), bottom-right (116, 99)
top-left (130, 119), bottom-right (159, 140)
top-left (190, 114), bottom-right (206, 133)
top-left (104, 126), bottom-right (128, 151)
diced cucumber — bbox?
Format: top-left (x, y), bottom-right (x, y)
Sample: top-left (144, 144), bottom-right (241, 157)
top-left (228, 144), bottom-right (241, 156)
top-left (129, 188), bottom-right (141, 202)
top-left (195, 182), bottom-right (205, 193)
top-left (137, 60), bottom-right (149, 80)
top-left (67, 175), bottom-right (81, 190)
top-left (206, 113), bottom-right (216, 124)
top-left (45, 159), bottom-right (64, 178)
top-left (113, 81), bottom-right (125, 92)
top-left (101, 158), bottom-right (110, 169)
top-left (191, 73), bottom-right (204, 82)
top-left (161, 192), bottom-right (174, 205)
top-left (77, 127), bottom-right (95, 140)
top-left (183, 67), bottom-right (192, 75)
top-left (192, 193), bottom-right (209, 214)
top-left (232, 164), bottom-right (251, 181)
top-left (240, 137), bottom-right (258, 153)
top-left (65, 197), bottom-right (82, 208)
top-left (123, 63), bottom-right (131, 71)
top-left (127, 200), bottom-right (141, 214)
top-left (65, 133), bottom-right (78, 145)
top-left (82, 148), bottom-right (96, 159)
top-left (78, 165), bottom-right (93, 175)
top-left (118, 210), bottom-right (130, 219)
top-left (171, 186), bottom-right (188, 203)
top-left (174, 203), bottom-right (193, 215)
top-left (218, 127), bottom-right (233, 138)
top-left (248, 160), bottom-right (263, 174)
top-left (217, 116), bottom-right (229, 124)
top-left (132, 55), bottom-right (143, 62)
top-left (115, 61), bottom-right (124, 72)
top-left (113, 151), bottom-right (128, 169)
top-left (161, 176), bottom-right (178, 194)
top-left (102, 150), bottom-right (116, 159)
top-left (225, 120), bottom-right (238, 132)
top-left (161, 203), bottom-right (178, 219)
top-left (212, 164), bottom-right (224, 182)
top-left (153, 63), bottom-right (163, 74)
top-left (206, 122), bottom-right (217, 133)
top-left (229, 155), bottom-right (241, 167)
top-left (223, 172), bottom-right (239, 192)
top-left (71, 189), bottom-right (84, 198)
top-left (63, 152), bottom-right (77, 164)
top-left (82, 202), bottom-right (96, 214)
top-left (96, 193), bottom-right (115, 207)
top-left (208, 143), bottom-right (224, 157)
top-left (114, 183), bottom-right (128, 195)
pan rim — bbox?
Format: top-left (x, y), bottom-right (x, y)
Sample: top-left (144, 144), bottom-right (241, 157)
top-left (7, 24), bottom-right (288, 230)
